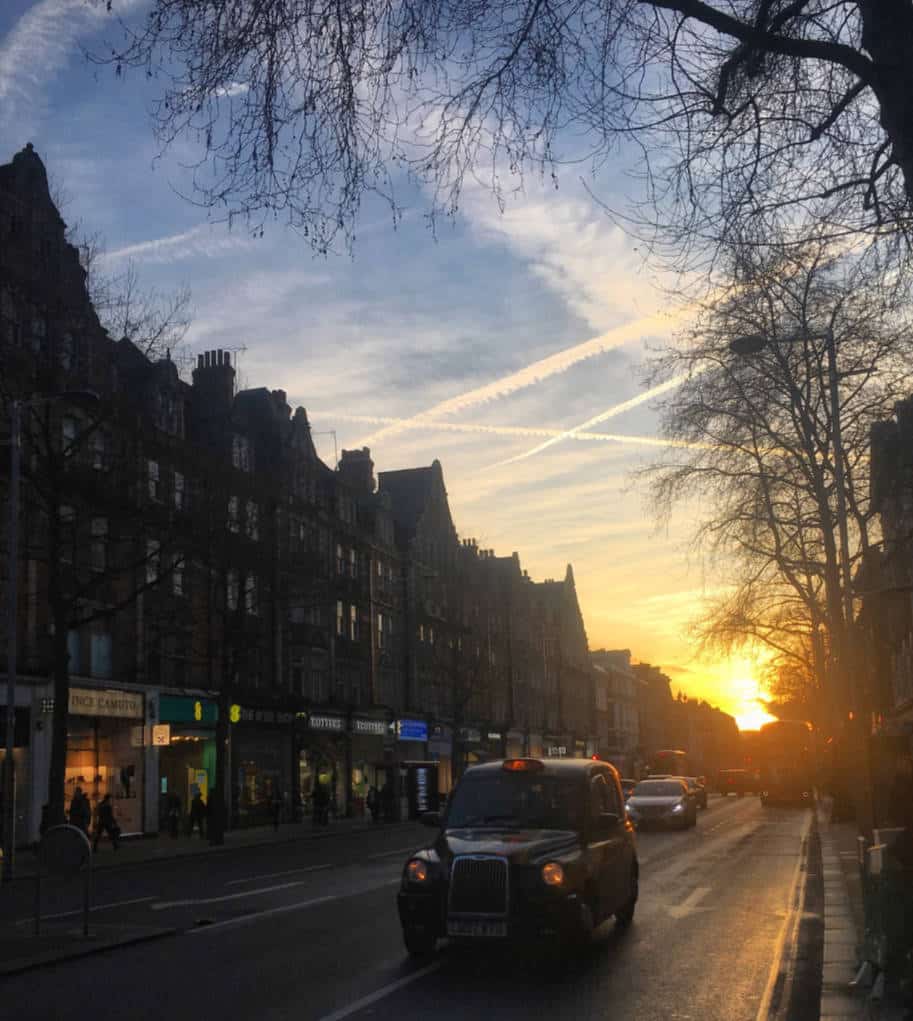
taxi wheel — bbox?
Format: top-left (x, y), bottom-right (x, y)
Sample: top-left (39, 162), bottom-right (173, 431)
top-left (615, 871), bottom-right (638, 927)
top-left (403, 925), bottom-right (436, 959)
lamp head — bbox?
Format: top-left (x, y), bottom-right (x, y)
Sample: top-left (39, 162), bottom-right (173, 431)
top-left (729, 334), bottom-right (768, 357)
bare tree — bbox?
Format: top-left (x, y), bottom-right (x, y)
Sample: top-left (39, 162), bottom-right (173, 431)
top-left (642, 238), bottom-right (913, 713)
top-left (94, 2), bottom-right (913, 257)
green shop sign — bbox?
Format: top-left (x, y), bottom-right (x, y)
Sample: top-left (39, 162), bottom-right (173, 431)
top-left (158, 695), bottom-right (218, 725)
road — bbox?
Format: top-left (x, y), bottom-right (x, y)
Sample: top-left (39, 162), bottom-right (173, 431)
top-left (2, 796), bottom-right (812, 1021)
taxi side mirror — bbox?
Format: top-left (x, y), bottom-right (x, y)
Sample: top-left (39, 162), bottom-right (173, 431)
top-left (420, 811), bottom-right (441, 828)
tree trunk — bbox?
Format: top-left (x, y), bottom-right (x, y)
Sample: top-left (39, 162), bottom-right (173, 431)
top-left (860, 1), bottom-right (913, 205)
top-left (209, 683), bottom-right (231, 845)
top-left (46, 609), bottom-right (70, 827)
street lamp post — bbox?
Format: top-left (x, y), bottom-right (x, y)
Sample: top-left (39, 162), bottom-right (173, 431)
top-left (3, 390), bottom-right (99, 882)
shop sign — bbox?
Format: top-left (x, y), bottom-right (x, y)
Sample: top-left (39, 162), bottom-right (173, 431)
top-left (487, 731), bottom-right (502, 742)
top-left (158, 695), bottom-right (218, 725)
top-left (309, 713), bottom-right (346, 732)
top-left (152, 724), bottom-right (171, 746)
top-left (398, 719), bottom-right (428, 742)
top-left (69, 687), bottom-right (144, 719)
top-left (546, 745), bottom-right (568, 758)
top-left (238, 707), bottom-right (296, 725)
top-left (352, 718), bottom-right (387, 736)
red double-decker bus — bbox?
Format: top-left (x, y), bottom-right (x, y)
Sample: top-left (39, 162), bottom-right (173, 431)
top-left (647, 749), bottom-right (689, 778)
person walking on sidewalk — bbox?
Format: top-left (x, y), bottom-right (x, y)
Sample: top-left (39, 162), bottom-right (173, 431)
top-left (189, 791), bottom-right (206, 838)
top-left (93, 794), bottom-right (120, 851)
top-left (366, 784), bottom-right (379, 824)
top-left (68, 787), bottom-right (90, 835)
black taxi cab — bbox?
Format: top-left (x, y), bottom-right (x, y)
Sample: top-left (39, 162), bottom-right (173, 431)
top-left (397, 757), bottom-right (639, 957)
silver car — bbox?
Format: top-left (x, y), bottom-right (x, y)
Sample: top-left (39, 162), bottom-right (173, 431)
top-left (625, 779), bottom-right (697, 829)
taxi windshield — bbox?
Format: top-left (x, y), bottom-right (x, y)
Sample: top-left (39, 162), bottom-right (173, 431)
top-left (446, 773), bottom-right (584, 831)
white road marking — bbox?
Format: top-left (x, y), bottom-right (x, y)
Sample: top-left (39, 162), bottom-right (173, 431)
top-left (152, 880), bottom-right (304, 910)
top-left (753, 815), bottom-right (812, 1021)
top-left (366, 846), bottom-right (421, 861)
top-left (187, 878), bottom-right (401, 935)
top-left (16, 895), bottom-right (157, 925)
top-left (315, 961), bottom-right (444, 1021)
top-left (225, 863), bottom-right (333, 886)
top-left (667, 886), bottom-right (713, 919)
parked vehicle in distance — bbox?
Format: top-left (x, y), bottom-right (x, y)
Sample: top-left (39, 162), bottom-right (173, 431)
top-left (758, 720), bottom-right (815, 805)
top-left (397, 757), bottom-right (639, 958)
top-left (716, 768), bottom-right (761, 796)
top-left (625, 778), bottom-right (697, 829)
top-left (620, 778), bottom-right (638, 801)
top-left (648, 749), bottom-right (689, 778)
top-left (677, 776), bottom-right (708, 809)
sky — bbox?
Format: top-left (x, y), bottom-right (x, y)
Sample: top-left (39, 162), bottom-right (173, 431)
top-left (0, 0), bottom-right (777, 729)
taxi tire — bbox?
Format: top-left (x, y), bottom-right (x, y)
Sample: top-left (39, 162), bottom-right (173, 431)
top-left (403, 925), bottom-right (436, 959)
top-left (615, 871), bottom-right (638, 928)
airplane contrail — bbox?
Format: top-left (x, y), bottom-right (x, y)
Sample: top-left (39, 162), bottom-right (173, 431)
top-left (485, 368), bottom-right (706, 469)
top-left (355, 309), bottom-right (681, 447)
top-left (317, 411), bottom-right (712, 450)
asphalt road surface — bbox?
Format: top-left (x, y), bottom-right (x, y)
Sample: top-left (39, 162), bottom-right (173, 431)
top-left (2, 796), bottom-right (812, 1021)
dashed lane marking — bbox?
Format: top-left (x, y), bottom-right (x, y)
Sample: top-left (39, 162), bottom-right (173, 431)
top-left (186, 878), bottom-right (401, 935)
top-left (16, 895), bottom-right (158, 926)
top-left (314, 960), bottom-right (444, 1021)
top-left (152, 880), bottom-right (305, 910)
top-left (225, 863), bottom-right (333, 886)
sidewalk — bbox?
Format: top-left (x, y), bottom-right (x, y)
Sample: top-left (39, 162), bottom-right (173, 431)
top-left (817, 802), bottom-right (908, 1021)
top-left (10, 815), bottom-right (421, 880)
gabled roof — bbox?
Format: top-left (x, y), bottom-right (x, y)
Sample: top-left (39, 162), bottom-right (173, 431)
top-left (378, 459), bottom-right (455, 546)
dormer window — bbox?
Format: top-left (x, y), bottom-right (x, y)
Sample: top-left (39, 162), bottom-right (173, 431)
top-left (59, 331), bottom-right (75, 371)
top-left (232, 434), bottom-right (252, 472)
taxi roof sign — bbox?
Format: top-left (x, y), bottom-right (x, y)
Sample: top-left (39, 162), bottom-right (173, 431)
top-left (502, 758), bottom-right (544, 772)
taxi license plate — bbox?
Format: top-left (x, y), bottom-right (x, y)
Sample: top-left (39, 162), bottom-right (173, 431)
top-left (447, 918), bottom-right (507, 938)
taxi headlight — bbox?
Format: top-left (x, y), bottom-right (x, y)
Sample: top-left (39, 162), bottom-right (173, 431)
top-left (671, 801), bottom-right (684, 813)
top-left (541, 862), bottom-right (565, 887)
top-left (406, 859), bottom-right (429, 883)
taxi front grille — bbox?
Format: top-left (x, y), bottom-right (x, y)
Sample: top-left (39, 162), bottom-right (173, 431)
top-left (449, 856), bottom-right (508, 916)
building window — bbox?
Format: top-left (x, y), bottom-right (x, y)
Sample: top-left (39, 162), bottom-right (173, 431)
top-left (290, 605), bottom-right (306, 624)
top-left (228, 495), bottom-right (239, 533)
top-left (90, 630), bottom-right (113, 680)
top-left (336, 543), bottom-right (345, 575)
top-left (174, 471), bottom-right (185, 510)
top-left (377, 612), bottom-right (384, 649)
top-left (376, 560), bottom-right (383, 578)
top-left (172, 555), bottom-right (184, 597)
top-left (244, 574), bottom-right (258, 615)
top-left (67, 629), bottom-right (81, 674)
top-left (348, 548), bottom-right (357, 579)
top-left (145, 539), bottom-right (160, 585)
top-left (59, 504), bottom-right (75, 563)
top-left (232, 434), bottom-right (251, 472)
top-left (227, 570), bottom-right (240, 611)
top-left (62, 416), bottom-right (77, 452)
top-left (147, 459), bottom-right (160, 501)
top-left (308, 605), bottom-right (322, 627)
top-left (310, 668), bottom-right (327, 702)
top-left (90, 516), bottom-right (107, 572)
top-left (428, 626), bottom-right (435, 646)
top-left (291, 653), bottom-right (306, 693)
top-left (336, 600), bottom-right (345, 637)
top-left (59, 331), bottom-right (76, 371)
top-left (91, 431), bottom-right (107, 471)
top-left (349, 604), bottom-right (358, 641)
top-left (245, 500), bottom-right (259, 540)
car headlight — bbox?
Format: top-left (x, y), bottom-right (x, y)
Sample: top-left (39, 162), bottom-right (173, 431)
top-left (541, 862), bottom-right (565, 887)
top-left (671, 801), bottom-right (684, 813)
top-left (406, 859), bottom-right (430, 883)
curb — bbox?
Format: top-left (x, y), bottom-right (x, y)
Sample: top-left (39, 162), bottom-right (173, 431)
top-left (9, 821), bottom-right (422, 883)
top-left (0, 926), bottom-right (177, 978)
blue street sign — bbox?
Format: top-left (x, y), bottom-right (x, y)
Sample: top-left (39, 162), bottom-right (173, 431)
top-left (397, 719), bottom-right (428, 742)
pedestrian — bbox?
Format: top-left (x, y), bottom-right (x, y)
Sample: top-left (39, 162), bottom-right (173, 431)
top-left (189, 790), bottom-right (206, 838)
top-left (313, 781), bottom-right (329, 826)
top-left (271, 788), bottom-right (282, 831)
top-left (381, 780), bottom-right (394, 823)
top-left (93, 794), bottom-right (120, 851)
top-left (68, 787), bottom-right (91, 834)
top-left (366, 784), bottom-right (379, 824)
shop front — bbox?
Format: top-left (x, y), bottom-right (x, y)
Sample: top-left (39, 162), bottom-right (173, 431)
top-left (350, 715), bottom-right (390, 818)
top-left (528, 733), bottom-right (544, 758)
top-left (67, 686), bottom-right (146, 836)
top-left (505, 730), bottom-right (526, 759)
top-left (0, 706), bottom-right (31, 847)
top-left (428, 724), bottom-right (453, 795)
top-left (297, 711), bottom-right (347, 822)
top-left (545, 734), bottom-right (572, 758)
top-left (232, 706), bottom-right (295, 827)
top-left (157, 696), bottom-right (218, 830)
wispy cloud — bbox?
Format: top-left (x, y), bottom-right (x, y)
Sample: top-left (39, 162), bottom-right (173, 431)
top-left (101, 224), bottom-right (253, 264)
top-left (356, 309), bottom-right (682, 447)
top-left (0, 0), bottom-right (143, 131)
top-left (487, 368), bottom-right (706, 468)
top-left (323, 411), bottom-right (711, 451)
